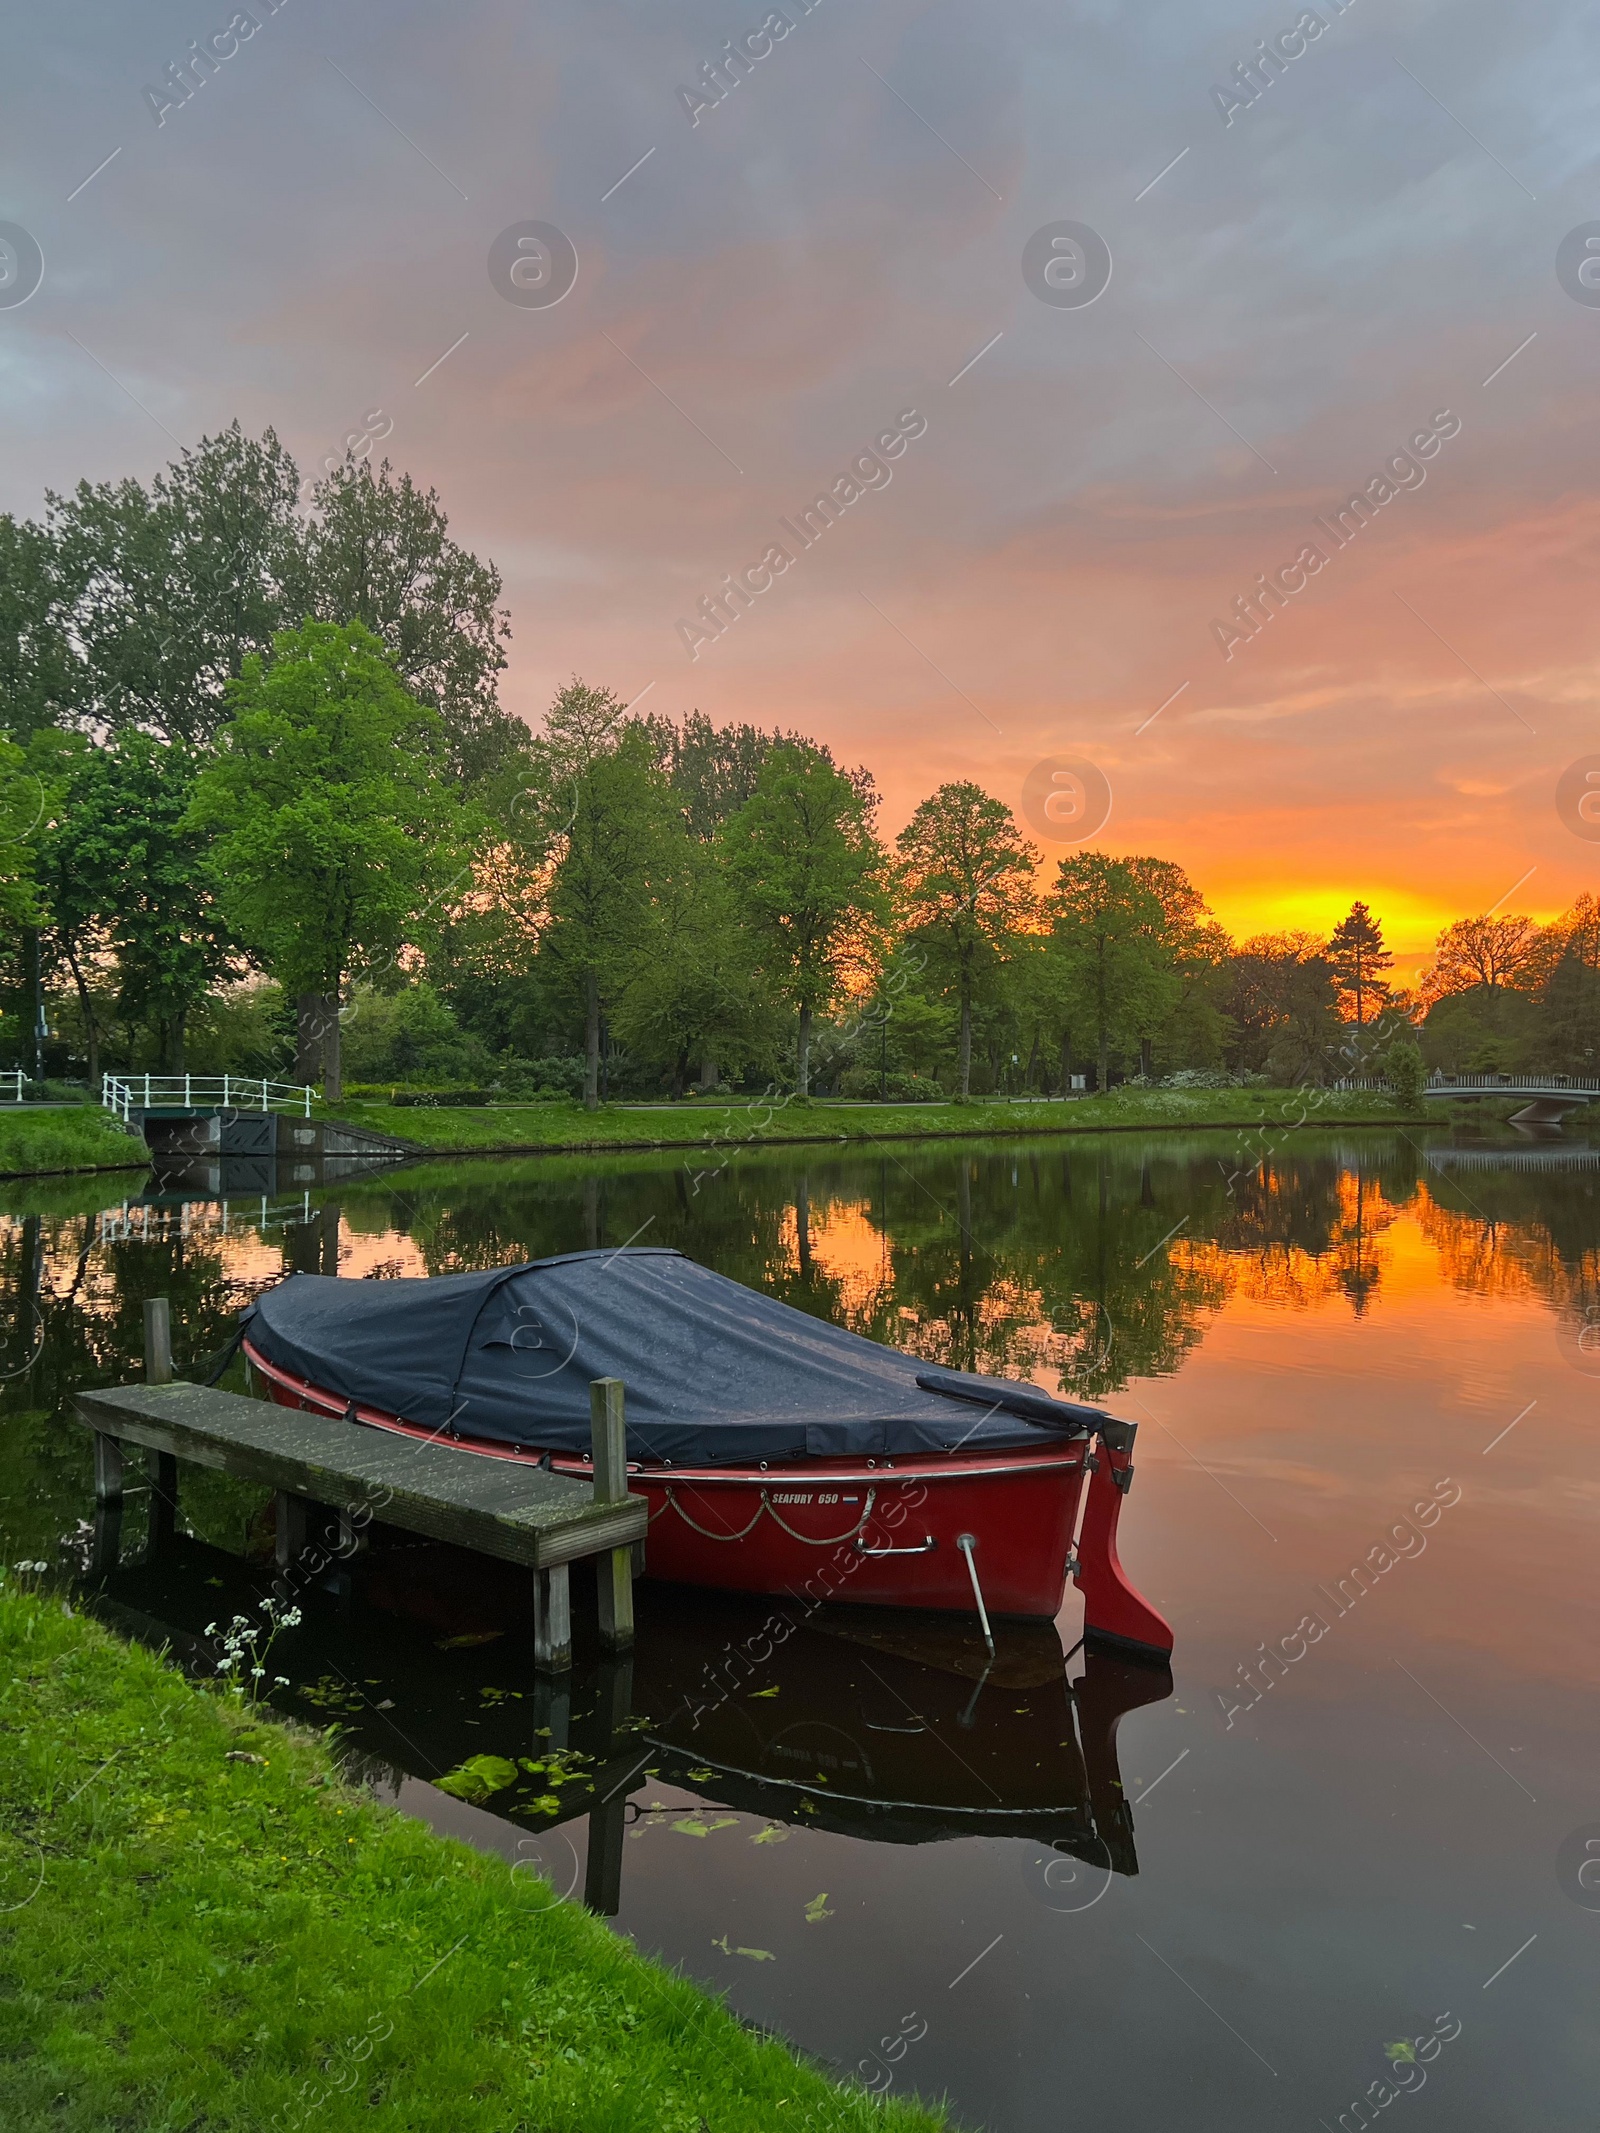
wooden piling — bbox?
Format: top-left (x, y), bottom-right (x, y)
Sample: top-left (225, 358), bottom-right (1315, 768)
top-left (533, 1565), bottom-right (572, 1671)
top-left (589, 1378), bottom-right (635, 1653)
top-left (143, 1298), bottom-right (173, 1387)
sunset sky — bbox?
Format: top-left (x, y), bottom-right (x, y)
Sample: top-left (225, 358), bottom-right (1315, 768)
top-left (5, 0), bottom-right (1599, 977)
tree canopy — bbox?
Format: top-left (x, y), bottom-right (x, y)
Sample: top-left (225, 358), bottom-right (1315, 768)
top-left (188, 622), bottom-right (461, 1098)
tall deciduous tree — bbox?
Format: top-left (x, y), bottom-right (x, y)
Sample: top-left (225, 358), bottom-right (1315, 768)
top-left (1225, 932), bottom-right (1342, 1079)
top-left (0, 513), bottom-right (77, 740)
top-left (305, 460), bottom-right (516, 786)
top-left (722, 746), bottom-right (885, 1096)
top-left (1420, 914), bottom-right (1536, 1004)
top-left (45, 734), bottom-right (231, 1072)
top-left (49, 422), bottom-right (308, 745)
top-left (1526, 893), bottom-right (1600, 1071)
top-left (1326, 900), bottom-right (1393, 1027)
top-left (895, 782), bottom-right (1036, 1100)
top-left (188, 622), bottom-right (460, 1100)
top-left (542, 725), bottom-right (683, 1110)
top-left (1045, 855), bottom-right (1173, 1091)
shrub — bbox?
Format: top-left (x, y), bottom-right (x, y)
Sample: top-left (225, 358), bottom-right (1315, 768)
top-left (1383, 1037), bottom-right (1427, 1110)
top-left (837, 1067), bottom-right (943, 1102)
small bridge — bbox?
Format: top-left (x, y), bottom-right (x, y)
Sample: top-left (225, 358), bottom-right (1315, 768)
top-left (1337, 1071), bottom-right (1600, 1128)
top-left (101, 1075), bottom-right (414, 1163)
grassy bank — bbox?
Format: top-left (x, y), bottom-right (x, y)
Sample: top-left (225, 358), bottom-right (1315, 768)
top-left (0, 1105), bottom-right (148, 1180)
top-left (329, 1084), bottom-right (1411, 1156)
top-left (0, 1578), bottom-right (943, 2133)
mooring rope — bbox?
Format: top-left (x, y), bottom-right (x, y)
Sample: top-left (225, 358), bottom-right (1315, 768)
top-left (661, 1483), bottom-right (879, 1546)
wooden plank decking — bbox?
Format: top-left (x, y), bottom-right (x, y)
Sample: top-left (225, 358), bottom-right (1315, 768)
top-left (73, 1379), bottom-right (646, 1670)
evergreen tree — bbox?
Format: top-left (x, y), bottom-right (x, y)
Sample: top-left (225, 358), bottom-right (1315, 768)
top-left (1326, 900), bottom-right (1393, 1028)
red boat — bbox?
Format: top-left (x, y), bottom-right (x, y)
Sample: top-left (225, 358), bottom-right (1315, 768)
top-left (240, 1248), bottom-right (1172, 1658)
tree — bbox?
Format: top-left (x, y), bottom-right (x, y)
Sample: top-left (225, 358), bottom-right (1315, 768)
top-left (1526, 894), bottom-right (1600, 1071)
top-left (1384, 1035), bottom-right (1426, 1109)
top-left (188, 622), bottom-right (461, 1100)
top-left (1045, 855), bottom-right (1173, 1091)
top-left (1225, 933), bottom-right (1342, 1081)
top-left (634, 709), bottom-right (874, 840)
top-left (1124, 857), bottom-right (1228, 1077)
top-left (0, 512), bottom-right (77, 740)
top-left (1420, 914), bottom-right (1536, 1005)
top-left (43, 734), bottom-right (231, 1073)
top-left (722, 746), bottom-right (885, 1096)
top-left (609, 835), bottom-right (764, 1095)
top-left (305, 460), bottom-right (517, 786)
top-left (895, 782), bottom-right (1036, 1099)
top-left (49, 423), bottom-right (308, 745)
top-left (536, 682), bottom-right (684, 1109)
top-left (1326, 901), bottom-right (1393, 1028)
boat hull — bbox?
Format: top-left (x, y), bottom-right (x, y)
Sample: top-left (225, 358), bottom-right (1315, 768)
top-left (243, 1338), bottom-right (1173, 1647)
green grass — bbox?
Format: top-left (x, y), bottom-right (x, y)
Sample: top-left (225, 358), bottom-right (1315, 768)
top-left (0, 1578), bottom-right (945, 2133)
top-left (330, 1084), bottom-right (1411, 1156)
top-left (0, 1105), bottom-right (148, 1179)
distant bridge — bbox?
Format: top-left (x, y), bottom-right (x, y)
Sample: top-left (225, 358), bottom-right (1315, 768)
top-left (1337, 1071), bottom-right (1600, 1127)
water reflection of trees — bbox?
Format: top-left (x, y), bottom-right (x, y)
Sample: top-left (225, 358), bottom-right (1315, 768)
top-left (3, 1137), bottom-right (1598, 1466)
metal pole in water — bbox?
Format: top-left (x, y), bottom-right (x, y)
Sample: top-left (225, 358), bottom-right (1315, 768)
top-left (956, 1533), bottom-right (995, 1654)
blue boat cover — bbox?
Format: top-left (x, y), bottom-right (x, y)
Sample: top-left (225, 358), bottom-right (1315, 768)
top-left (243, 1248), bottom-right (1112, 1466)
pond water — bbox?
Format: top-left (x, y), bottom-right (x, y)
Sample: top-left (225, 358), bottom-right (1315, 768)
top-left (3, 1126), bottom-right (1598, 2131)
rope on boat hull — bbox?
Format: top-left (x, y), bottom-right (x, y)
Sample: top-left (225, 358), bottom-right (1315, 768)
top-left (662, 1484), bottom-right (879, 1546)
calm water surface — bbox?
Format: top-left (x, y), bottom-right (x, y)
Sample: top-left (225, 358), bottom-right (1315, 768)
top-left (3, 1127), bottom-right (1598, 2131)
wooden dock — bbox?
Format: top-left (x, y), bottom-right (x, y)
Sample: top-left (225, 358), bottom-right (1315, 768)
top-left (73, 1371), bottom-right (646, 1672)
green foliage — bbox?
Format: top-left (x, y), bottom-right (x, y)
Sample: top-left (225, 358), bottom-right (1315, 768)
top-left (304, 459), bottom-right (518, 786)
top-left (47, 421), bottom-right (308, 746)
top-left (722, 745), bottom-right (885, 1094)
top-left (1382, 1035), bottom-right (1427, 1109)
top-left (1044, 853), bottom-right (1175, 1089)
top-left (46, 732), bottom-right (232, 1068)
top-left (1225, 932), bottom-right (1344, 1081)
top-left (190, 622), bottom-right (462, 1002)
top-left (538, 699), bottom-right (689, 1108)
top-left (339, 981), bottom-right (491, 1087)
top-left (895, 781), bottom-right (1036, 1100)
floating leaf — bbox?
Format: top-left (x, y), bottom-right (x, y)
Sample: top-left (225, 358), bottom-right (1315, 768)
top-left (529, 1793), bottom-right (561, 1814)
top-left (673, 1817), bottom-right (711, 1837)
top-left (433, 1632), bottom-right (503, 1650)
top-left (751, 1824), bottom-right (789, 1845)
top-left (1385, 2041), bottom-right (1418, 2065)
top-left (803, 1893), bottom-right (833, 1924)
top-left (749, 1686), bottom-right (780, 1699)
top-left (708, 1817), bottom-right (738, 1832)
top-left (433, 1754), bottom-right (518, 1804)
top-left (736, 1947), bottom-right (775, 1962)
top-left (686, 1767), bottom-right (716, 1782)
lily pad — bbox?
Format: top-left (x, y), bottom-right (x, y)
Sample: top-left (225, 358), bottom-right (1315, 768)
top-left (433, 1753), bottom-right (519, 1804)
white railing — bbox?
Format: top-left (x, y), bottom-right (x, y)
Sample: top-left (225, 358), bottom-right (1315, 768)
top-left (97, 1191), bottom-right (315, 1245)
top-left (1425, 1071), bottom-right (1600, 1092)
top-left (0, 1071), bottom-right (24, 1102)
top-left (1334, 1072), bottom-right (1600, 1097)
top-left (101, 1074), bottom-right (315, 1121)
